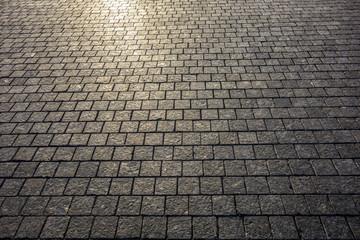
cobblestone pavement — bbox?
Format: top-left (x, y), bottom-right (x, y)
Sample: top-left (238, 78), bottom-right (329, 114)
top-left (0, 0), bottom-right (360, 238)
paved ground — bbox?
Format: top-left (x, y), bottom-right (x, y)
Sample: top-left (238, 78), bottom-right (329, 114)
top-left (0, 0), bottom-right (360, 239)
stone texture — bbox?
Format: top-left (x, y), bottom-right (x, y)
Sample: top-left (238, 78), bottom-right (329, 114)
top-left (0, 0), bottom-right (360, 238)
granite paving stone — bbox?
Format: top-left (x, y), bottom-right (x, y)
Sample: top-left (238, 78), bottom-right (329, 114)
top-left (1, 0), bottom-right (360, 238)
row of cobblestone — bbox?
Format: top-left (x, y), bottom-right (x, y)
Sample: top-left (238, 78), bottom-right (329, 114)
top-left (1, 176), bottom-right (360, 196)
top-left (2, 194), bottom-right (360, 215)
top-left (2, 215), bottom-right (358, 239)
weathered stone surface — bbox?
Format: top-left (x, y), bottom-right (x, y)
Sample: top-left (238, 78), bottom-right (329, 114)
top-left (0, 0), bottom-right (360, 238)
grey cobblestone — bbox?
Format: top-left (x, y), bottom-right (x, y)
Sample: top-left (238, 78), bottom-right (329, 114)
top-left (1, 0), bottom-right (360, 238)
top-left (40, 216), bottom-right (69, 239)
top-left (65, 216), bottom-right (93, 239)
top-left (91, 216), bottom-right (117, 238)
top-left (193, 216), bottom-right (217, 239)
top-left (16, 216), bottom-right (46, 238)
top-left (117, 216), bottom-right (142, 238)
